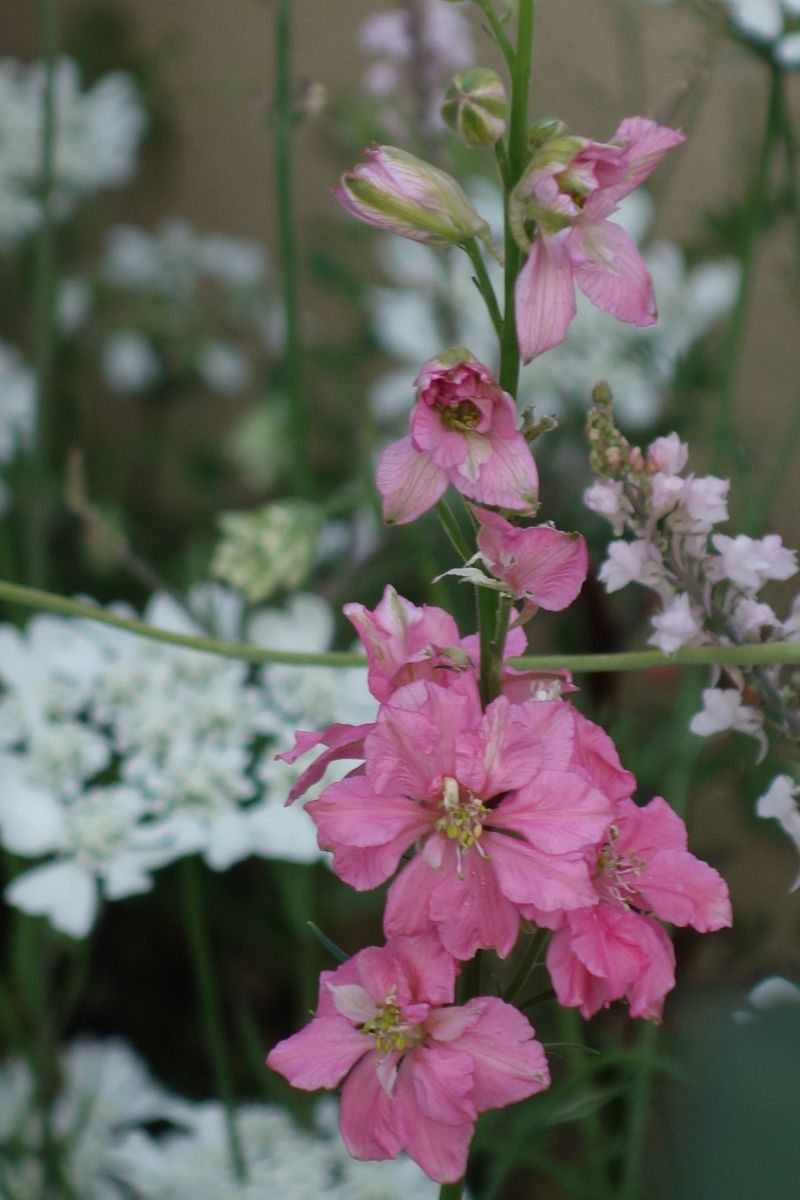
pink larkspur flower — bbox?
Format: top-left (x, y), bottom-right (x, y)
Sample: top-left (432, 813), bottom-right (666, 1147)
top-left (376, 349), bottom-right (539, 524)
top-left (267, 934), bottom-right (549, 1184)
top-left (511, 118), bottom-right (685, 361)
top-left (307, 680), bottom-right (614, 959)
top-left (475, 508), bottom-right (588, 611)
top-left (540, 796), bottom-right (732, 1019)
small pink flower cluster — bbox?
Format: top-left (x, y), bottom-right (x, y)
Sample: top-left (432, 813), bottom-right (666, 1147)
top-left (585, 392), bottom-right (800, 751)
top-left (269, 548), bottom-right (731, 1181)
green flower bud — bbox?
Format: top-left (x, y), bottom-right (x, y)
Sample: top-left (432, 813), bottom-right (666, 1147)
top-left (441, 68), bottom-right (508, 148)
top-left (211, 500), bottom-right (322, 603)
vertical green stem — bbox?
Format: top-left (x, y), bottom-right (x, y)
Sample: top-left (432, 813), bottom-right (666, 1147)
top-left (776, 72), bottom-right (800, 272)
top-left (28, 0), bottom-right (60, 587)
top-left (274, 0), bottom-right (313, 498)
top-left (179, 858), bottom-right (247, 1182)
top-left (711, 67), bottom-right (780, 477)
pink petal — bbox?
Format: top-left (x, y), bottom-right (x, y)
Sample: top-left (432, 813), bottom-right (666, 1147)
top-left (477, 512), bottom-right (588, 610)
top-left (267, 1015), bottom-right (367, 1089)
top-left (454, 997), bottom-right (550, 1109)
top-left (454, 431), bottom-right (539, 512)
top-left (568, 219), bottom-right (656, 326)
top-left (394, 1062), bottom-right (474, 1183)
top-left (546, 928), bottom-right (617, 1018)
top-left (636, 849), bottom-right (732, 932)
top-left (278, 723), bottom-right (372, 804)
top-left (570, 711), bottom-right (636, 801)
top-left (327, 826), bottom-right (427, 891)
top-left (426, 845), bottom-right (522, 960)
top-left (384, 851), bottom-right (438, 941)
top-left (485, 832), bottom-right (596, 911)
top-left (615, 794), bottom-right (687, 854)
top-left (564, 905), bottom-right (650, 993)
top-left (508, 699), bottom-right (577, 770)
top-left (376, 436), bottom-right (448, 525)
top-left (340, 1050), bottom-right (404, 1160)
top-left (408, 1043), bottom-right (477, 1123)
top-left (366, 680), bottom-right (477, 798)
top-left (389, 932), bottom-right (459, 1007)
top-left (603, 116), bottom-right (686, 203)
top-left (455, 694), bottom-right (542, 796)
top-left (307, 776), bottom-right (431, 849)
top-left (625, 917), bottom-right (676, 1019)
top-left (492, 769), bottom-right (613, 854)
top-left (515, 234), bottom-right (577, 363)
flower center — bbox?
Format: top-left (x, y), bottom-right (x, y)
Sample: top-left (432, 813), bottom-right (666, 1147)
top-left (437, 399), bottom-right (481, 431)
top-left (360, 996), bottom-right (418, 1054)
top-left (596, 824), bottom-right (643, 907)
top-left (435, 776), bottom-right (489, 872)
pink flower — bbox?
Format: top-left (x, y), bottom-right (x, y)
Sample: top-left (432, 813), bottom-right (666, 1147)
top-left (511, 118), bottom-right (685, 361)
top-left (277, 722), bottom-right (374, 804)
top-left (376, 349), bottom-right (539, 524)
top-left (268, 934), bottom-right (549, 1183)
top-left (307, 680), bottom-right (614, 959)
top-left (541, 796), bottom-right (732, 1019)
top-left (344, 585), bottom-right (462, 702)
top-left (475, 508), bottom-right (588, 611)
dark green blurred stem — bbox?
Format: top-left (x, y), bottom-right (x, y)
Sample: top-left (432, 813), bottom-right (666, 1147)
top-left (777, 73), bottom-right (800, 272)
top-left (28, 0), bottom-right (59, 588)
top-left (560, 1006), bottom-right (609, 1196)
top-left (504, 925), bottom-right (548, 1006)
top-left (436, 499), bottom-right (472, 561)
top-left (179, 858), bottom-right (247, 1182)
top-left (464, 239), bottom-right (503, 339)
top-left (272, 861), bottom-right (318, 1025)
top-left (473, 0), bottom-right (515, 67)
top-left (273, 0), bottom-right (312, 498)
top-left (439, 1183), bottom-right (466, 1200)
top-left (712, 68), bottom-right (780, 477)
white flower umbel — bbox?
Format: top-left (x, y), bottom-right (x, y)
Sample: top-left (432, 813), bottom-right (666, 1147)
top-left (0, 340), bottom-right (35, 512)
top-left (0, 58), bottom-right (145, 247)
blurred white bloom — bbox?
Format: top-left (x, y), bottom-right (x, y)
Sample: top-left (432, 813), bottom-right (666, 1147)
top-left (710, 533), bottom-right (798, 590)
top-left (0, 58), bottom-right (145, 247)
top-left (58, 275), bottom-right (92, 334)
top-left (0, 340), bottom-right (35, 461)
top-left (598, 539), bottom-right (663, 592)
top-left (197, 340), bottom-right (251, 394)
top-left (104, 220), bottom-right (266, 294)
top-left (756, 774), bottom-right (800, 887)
top-left (0, 588), bottom-right (376, 932)
top-left (748, 975), bottom-right (800, 1008)
top-left (101, 330), bottom-right (162, 393)
top-left (648, 0), bottom-right (800, 63)
top-left (648, 592), bottom-right (704, 654)
top-left (690, 687), bottom-right (765, 744)
top-left (212, 501), bottom-right (322, 602)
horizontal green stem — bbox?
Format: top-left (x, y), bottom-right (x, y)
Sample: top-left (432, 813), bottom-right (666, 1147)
top-left (3, 580), bottom-right (800, 672)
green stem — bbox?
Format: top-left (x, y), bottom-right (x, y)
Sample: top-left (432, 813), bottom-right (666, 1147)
top-left (619, 1021), bottom-right (660, 1200)
top-left (560, 1006), bottom-right (609, 1196)
top-left (28, 0), bottom-right (59, 588)
top-left (473, 0), bottom-right (515, 68)
top-left (179, 859), bottom-right (247, 1182)
top-left (464, 239), bottom-right (503, 339)
top-left (712, 67), bottom-right (780, 477)
top-left (4, 580), bottom-right (800, 671)
top-left (504, 925), bottom-right (548, 1006)
top-left (436, 499), bottom-right (473, 561)
top-left (776, 72), bottom-right (800, 272)
top-left (273, 0), bottom-right (312, 497)
top-left (438, 1183), bottom-right (465, 1200)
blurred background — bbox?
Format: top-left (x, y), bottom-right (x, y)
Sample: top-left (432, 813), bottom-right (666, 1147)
top-left (1, 1), bottom-right (799, 1197)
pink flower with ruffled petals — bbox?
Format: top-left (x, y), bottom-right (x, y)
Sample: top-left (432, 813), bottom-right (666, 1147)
top-left (306, 679), bottom-right (614, 960)
top-left (376, 349), bottom-right (538, 524)
top-left (267, 933), bottom-right (550, 1184)
top-left (343, 585), bottom-right (462, 702)
top-left (540, 796), bottom-right (732, 1019)
top-left (512, 118), bottom-right (686, 362)
top-left (475, 508), bottom-right (588, 610)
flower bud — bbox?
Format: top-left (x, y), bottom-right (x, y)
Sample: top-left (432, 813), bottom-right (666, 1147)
top-left (211, 500), bottom-right (322, 603)
top-left (334, 144), bottom-right (491, 249)
top-left (441, 68), bottom-right (507, 148)
top-left (527, 116), bottom-right (567, 149)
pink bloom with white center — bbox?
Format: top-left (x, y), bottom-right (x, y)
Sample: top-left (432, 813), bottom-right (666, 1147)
top-left (376, 349), bottom-right (539, 524)
top-left (542, 796), bottom-right (732, 1019)
top-left (475, 508), bottom-right (588, 611)
top-left (344, 585), bottom-right (462, 702)
top-left (267, 934), bottom-right (550, 1184)
top-left (511, 118), bottom-right (685, 361)
top-left (306, 680), bottom-right (614, 960)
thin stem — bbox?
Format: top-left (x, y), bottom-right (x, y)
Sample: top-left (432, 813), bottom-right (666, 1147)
top-left (464, 239), bottom-right (503, 339)
top-left (504, 925), bottom-right (548, 1006)
top-left (436, 499), bottom-right (473, 561)
top-left (4, 580), bottom-right (800, 671)
top-left (618, 1022), bottom-right (660, 1200)
top-left (473, 0), bottom-right (515, 68)
top-left (179, 858), bottom-right (247, 1182)
top-left (27, 0), bottom-right (60, 587)
top-left (438, 1182), bottom-right (465, 1200)
top-left (273, 0), bottom-right (312, 497)
top-left (776, 72), bottom-right (800, 272)
top-left (712, 67), bottom-right (781, 477)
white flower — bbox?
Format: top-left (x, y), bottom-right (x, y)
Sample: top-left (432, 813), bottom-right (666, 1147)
top-left (675, 475), bottom-right (730, 531)
top-left (649, 592), bottom-right (704, 654)
top-left (747, 975), bottom-right (800, 1009)
top-left (101, 330), bottom-right (162, 393)
top-left (649, 472), bottom-right (685, 518)
top-left (690, 688), bottom-right (765, 752)
top-left (756, 775), bottom-right (800, 888)
top-left (598, 539), bottom-right (663, 592)
top-left (583, 479), bottom-right (631, 535)
top-left (647, 433), bottom-right (688, 475)
top-left (197, 340), bottom-right (251, 393)
top-left (711, 533), bottom-right (798, 591)
top-left (733, 597), bottom-right (779, 635)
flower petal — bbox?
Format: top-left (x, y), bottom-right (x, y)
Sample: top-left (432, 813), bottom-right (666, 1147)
top-left (376, 436), bottom-right (448, 525)
top-left (267, 1015), bottom-right (367, 1090)
top-left (515, 234), bottom-right (577, 363)
top-left (568, 219), bottom-right (656, 326)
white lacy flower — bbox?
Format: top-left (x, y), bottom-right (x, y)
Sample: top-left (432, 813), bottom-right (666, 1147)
top-left (101, 330), bottom-right (162, 393)
top-left (0, 58), bottom-right (145, 246)
top-left (674, 475), bottom-right (730, 531)
top-left (197, 340), bottom-right (250, 393)
top-left (649, 592), bottom-right (704, 654)
top-left (690, 688), bottom-right (765, 753)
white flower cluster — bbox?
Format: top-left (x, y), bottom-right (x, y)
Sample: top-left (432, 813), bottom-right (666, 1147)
top-left (0, 57), bottom-right (146, 247)
top-left (97, 220), bottom-right (276, 396)
top-left (0, 1039), bottom-right (437, 1199)
top-left (369, 187), bottom-right (738, 431)
top-left (0, 587), bottom-right (375, 937)
top-left (648, 0), bottom-right (800, 65)
top-left (586, 425), bottom-right (799, 754)
top-left (359, 0), bottom-right (474, 136)
top-left (756, 774), bottom-right (800, 887)
top-left (0, 340), bottom-right (35, 513)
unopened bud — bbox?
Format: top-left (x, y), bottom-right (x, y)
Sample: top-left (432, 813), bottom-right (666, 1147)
top-left (334, 144), bottom-right (493, 251)
top-left (441, 68), bottom-right (507, 148)
top-left (527, 116), bottom-right (567, 149)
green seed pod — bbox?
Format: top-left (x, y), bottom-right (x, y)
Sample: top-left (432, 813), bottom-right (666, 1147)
top-left (441, 67), bottom-right (508, 148)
